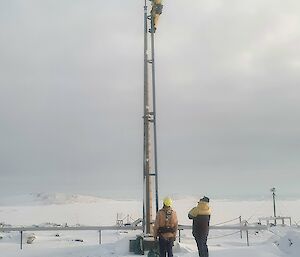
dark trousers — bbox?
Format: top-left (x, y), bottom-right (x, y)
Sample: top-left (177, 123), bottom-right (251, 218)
top-left (159, 237), bottom-right (174, 257)
top-left (194, 235), bottom-right (208, 257)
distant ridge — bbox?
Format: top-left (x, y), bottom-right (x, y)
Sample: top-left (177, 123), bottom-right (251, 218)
top-left (0, 193), bottom-right (113, 206)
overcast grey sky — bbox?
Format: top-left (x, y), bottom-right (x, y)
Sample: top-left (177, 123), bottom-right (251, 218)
top-left (1, 0), bottom-right (300, 199)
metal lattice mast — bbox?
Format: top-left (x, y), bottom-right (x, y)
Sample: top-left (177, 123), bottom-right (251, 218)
top-left (143, 0), bottom-right (163, 235)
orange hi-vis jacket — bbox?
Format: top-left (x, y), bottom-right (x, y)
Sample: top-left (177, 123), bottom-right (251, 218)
top-left (153, 206), bottom-right (178, 240)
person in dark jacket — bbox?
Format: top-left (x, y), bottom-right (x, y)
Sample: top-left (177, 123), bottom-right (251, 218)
top-left (188, 196), bottom-right (211, 257)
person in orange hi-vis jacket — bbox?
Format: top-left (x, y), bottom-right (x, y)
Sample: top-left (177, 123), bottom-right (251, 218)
top-left (153, 197), bottom-right (178, 257)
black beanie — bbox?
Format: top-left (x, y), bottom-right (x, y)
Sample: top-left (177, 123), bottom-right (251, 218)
top-left (200, 196), bottom-right (210, 203)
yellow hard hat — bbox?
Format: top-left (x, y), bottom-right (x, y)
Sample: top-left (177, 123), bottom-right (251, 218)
top-left (163, 197), bottom-right (172, 207)
top-left (154, 0), bottom-right (163, 5)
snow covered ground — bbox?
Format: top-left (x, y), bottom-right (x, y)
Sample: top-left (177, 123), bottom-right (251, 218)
top-left (0, 193), bottom-right (300, 257)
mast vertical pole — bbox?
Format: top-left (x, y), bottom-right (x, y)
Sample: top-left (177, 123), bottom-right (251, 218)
top-left (143, 0), bottom-right (152, 235)
top-left (150, 11), bottom-right (159, 214)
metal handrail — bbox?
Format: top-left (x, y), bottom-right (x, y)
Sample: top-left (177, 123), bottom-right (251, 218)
top-left (178, 224), bottom-right (268, 230)
top-left (0, 225), bottom-right (143, 232)
top-left (0, 225), bottom-right (143, 249)
top-left (177, 223), bottom-right (268, 246)
top-left (0, 223), bottom-right (269, 249)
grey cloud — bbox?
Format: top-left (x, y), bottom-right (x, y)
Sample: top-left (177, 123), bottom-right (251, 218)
top-left (0, 0), bottom-right (300, 198)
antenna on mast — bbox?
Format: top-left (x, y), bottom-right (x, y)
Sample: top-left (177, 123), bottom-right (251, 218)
top-left (270, 187), bottom-right (277, 225)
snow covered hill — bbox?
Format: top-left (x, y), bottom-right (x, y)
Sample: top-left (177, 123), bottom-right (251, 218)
top-left (0, 193), bottom-right (108, 206)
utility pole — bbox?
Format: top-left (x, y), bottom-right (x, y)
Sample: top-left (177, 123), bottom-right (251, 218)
top-left (270, 187), bottom-right (277, 225)
top-left (143, 0), bottom-right (163, 235)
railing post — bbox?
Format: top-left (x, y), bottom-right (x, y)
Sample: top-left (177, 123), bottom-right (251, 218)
top-left (246, 229), bottom-right (249, 246)
top-left (99, 230), bottom-right (102, 244)
top-left (20, 231), bottom-right (23, 250)
top-left (245, 221), bottom-right (249, 246)
top-left (239, 216), bottom-right (242, 239)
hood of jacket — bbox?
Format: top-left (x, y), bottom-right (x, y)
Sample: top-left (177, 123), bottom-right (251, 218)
top-left (197, 202), bottom-right (211, 214)
top-left (189, 202), bottom-right (211, 218)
